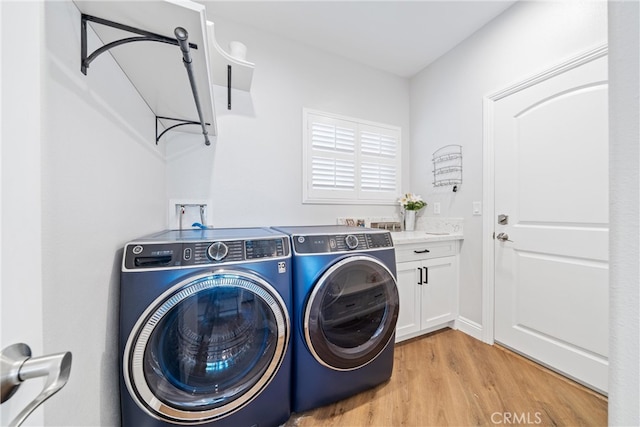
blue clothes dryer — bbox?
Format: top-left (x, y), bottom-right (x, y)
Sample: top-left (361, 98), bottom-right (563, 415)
top-left (119, 228), bottom-right (292, 427)
top-left (273, 225), bottom-right (399, 413)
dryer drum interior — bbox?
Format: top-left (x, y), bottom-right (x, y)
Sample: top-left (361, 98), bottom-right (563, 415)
top-left (125, 272), bottom-right (289, 423)
top-left (304, 256), bottom-right (399, 371)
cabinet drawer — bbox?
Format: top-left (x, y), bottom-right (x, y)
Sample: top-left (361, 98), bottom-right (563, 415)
top-left (395, 241), bottom-right (457, 262)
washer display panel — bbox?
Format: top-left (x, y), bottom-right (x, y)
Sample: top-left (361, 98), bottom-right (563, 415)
top-left (304, 256), bottom-right (399, 370)
top-left (125, 272), bottom-right (289, 423)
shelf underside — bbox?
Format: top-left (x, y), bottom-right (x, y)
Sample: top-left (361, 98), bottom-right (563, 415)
top-left (74, 0), bottom-right (216, 137)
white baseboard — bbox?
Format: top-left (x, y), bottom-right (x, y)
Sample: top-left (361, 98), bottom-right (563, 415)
top-left (455, 316), bottom-right (484, 341)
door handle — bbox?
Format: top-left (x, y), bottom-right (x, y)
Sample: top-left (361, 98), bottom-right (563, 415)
top-left (1, 343), bottom-right (72, 427)
top-left (417, 267), bottom-right (423, 285)
top-left (423, 267), bottom-right (428, 284)
top-left (496, 232), bottom-right (513, 242)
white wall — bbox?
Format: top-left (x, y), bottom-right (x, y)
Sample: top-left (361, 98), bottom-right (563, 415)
top-left (1, 2), bottom-right (45, 425)
top-left (166, 17), bottom-right (411, 228)
top-left (409, 1), bottom-right (607, 328)
top-left (39, 2), bottom-right (167, 425)
top-left (608, 1), bottom-right (640, 424)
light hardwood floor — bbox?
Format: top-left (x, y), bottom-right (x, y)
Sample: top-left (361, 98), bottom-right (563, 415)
top-left (285, 329), bottom-right (607, 427)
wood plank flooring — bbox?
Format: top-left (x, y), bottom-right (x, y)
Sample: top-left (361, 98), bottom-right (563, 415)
top-left (285, 329), bottom-right (607, 427)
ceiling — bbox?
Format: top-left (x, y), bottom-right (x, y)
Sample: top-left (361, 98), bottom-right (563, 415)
top-left (200, 1), bottom-right (517, 78)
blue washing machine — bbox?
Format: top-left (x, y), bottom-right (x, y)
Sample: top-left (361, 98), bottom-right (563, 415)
top-left (120, 228), bottom-right (292, 427)
top-left (273, 225), bottom-right (399, 413)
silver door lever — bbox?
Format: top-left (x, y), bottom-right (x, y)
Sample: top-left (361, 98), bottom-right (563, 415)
top-left (1, 343), bottom-right (72, 427)
top-left (496, 232), bottom-right (513, 242)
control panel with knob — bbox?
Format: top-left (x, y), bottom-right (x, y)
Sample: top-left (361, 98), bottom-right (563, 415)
top-left (124, 236), bottom-right (289, 270)
top-left (207, 241), bottom-right (229, 261)
top-left (290, 231), bottom-right (393, 254)
top-left (345, 234), bottom-right (359, 250)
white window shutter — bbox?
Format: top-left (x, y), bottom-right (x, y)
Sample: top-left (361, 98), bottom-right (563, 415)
top-left (303, 109), bottom-right (401, 204)
top-left (310, 122), bottom-right (355, 153)
top-left (359, 124), bottom-right (399, 199)
top-left (360, 131), bottom-right (397, 159)
top-left (361, 162), bottom-right (397, 192)
top-left (305, 114), bottom-right (357, 201)
top-left (311, 157), bottom-right (355, 190)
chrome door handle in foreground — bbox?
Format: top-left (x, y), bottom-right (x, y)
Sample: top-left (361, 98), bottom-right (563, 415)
top-left (1, 343), bottom-right (72, 427)
top-left (496, 232), bottom-right (513, 242)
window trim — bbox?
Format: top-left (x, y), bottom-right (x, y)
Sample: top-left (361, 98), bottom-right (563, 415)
top-left (302, 108), bottom-right (402, 205)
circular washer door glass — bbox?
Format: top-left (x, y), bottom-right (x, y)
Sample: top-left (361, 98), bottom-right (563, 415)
top-left (125, 272), bottom-right (289, 423)
top-left (304, 256), bottom-right (399, 370)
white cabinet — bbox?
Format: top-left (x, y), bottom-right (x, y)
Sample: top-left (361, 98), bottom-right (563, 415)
top-left (396, 260), bottom-right (423, 338)
top-left (395, 241), bottom-right (459, 342)
top-left (420, 256), bottom-right (457, 328)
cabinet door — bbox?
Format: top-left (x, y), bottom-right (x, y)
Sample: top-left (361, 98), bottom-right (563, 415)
top-left (421, 256), bottom-right (457, 330)
top-left (395, 261), bottom-right (422, 342)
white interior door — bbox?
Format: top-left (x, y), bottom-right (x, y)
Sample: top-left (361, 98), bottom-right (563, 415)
top-left (493, 54), bottom-right (609, 393)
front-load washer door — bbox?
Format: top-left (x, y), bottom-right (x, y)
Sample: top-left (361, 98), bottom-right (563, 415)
top-left (124, 271), bottom-right (289, 424)
top-left (304, 255), bottom-right (399, 371)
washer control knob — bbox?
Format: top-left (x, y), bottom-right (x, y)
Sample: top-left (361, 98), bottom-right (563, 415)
top-left (207, 241), bottom-right (229, 261)
top-left (345, 234), bottom-right (359, 250)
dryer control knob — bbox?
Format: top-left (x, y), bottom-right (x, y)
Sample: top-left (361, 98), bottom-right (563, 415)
top-left (207, 241), bottom-right (229, 261)
top-left (345, 234), bottom-right (359, 250)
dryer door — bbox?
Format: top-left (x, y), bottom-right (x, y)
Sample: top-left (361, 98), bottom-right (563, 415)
top-left (304, 255), bottom-right (399, 371)
top-left (123, 271), bottom-right (289, 424)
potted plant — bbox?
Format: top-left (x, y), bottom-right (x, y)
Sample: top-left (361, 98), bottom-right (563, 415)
top-left (399, 193), bottom-right (427, 231)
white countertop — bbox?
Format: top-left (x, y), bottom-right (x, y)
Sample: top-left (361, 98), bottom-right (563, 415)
top-left (390, 231), bottom-right (464, 244)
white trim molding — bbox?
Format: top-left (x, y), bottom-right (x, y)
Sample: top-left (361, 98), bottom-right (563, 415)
top-left (481, 43), bottom-right (608, 345)
top-left (455, 316), bottom-right (483, 342)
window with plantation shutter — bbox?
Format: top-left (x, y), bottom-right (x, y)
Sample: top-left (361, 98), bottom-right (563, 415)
top-left (303, 109), bottom-right (401, 204)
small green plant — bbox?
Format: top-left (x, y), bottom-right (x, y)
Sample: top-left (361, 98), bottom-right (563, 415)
top-left (399, 193), bottom-right (427, 211)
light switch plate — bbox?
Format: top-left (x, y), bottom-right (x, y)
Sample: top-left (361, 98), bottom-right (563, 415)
top-left (473, 201), bottom-right (482, 216)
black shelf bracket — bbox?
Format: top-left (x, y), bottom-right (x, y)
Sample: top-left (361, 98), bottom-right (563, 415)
top-left (80, 14), bottom-right (197, 75)
top-left (155, 116), bottom-right (211, 145)
top-left (80, 14), bottom-right (211, 146)
top-left (227, 65), bottom-right (232, 110)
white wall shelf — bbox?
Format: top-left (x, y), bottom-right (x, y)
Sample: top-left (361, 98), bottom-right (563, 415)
top-left (207, 21), bottom-right (255, 109)
top-left (74, 0), bottom-right (217, 144)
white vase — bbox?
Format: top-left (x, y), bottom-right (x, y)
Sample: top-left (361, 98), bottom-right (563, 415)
top-left (405, 210), bottom-right (416, 231)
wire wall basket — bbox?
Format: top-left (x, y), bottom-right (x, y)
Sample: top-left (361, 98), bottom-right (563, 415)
top-left (432, 145), bottom-right (462, 192)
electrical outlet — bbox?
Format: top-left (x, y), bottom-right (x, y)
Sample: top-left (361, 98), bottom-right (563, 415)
top-left (433, 202), bottom-right (441, 215)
